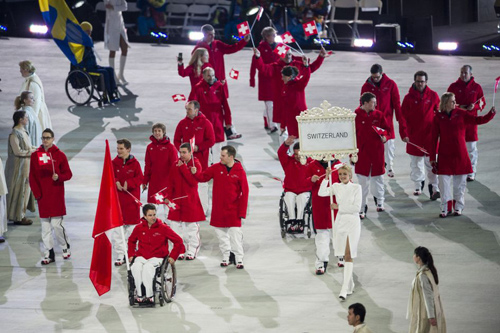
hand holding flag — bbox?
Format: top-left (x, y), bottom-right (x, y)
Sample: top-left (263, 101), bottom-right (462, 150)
top-left (229, 68), bottom-right (239, 80)
top-left (493, 76), bottom-right (500, 107)
top-left (372, 126), bottom-right (387, 141)
top-left (237, 21), bottom-right (250, 37)
top-left (172, 94), bottom-right (186, 102)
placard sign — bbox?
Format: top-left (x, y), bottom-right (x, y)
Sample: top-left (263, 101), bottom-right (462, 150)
top-left (297, 101), bottom-right (358, 161)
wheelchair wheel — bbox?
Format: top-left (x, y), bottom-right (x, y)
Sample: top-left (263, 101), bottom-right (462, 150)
top-left (160, 260), bottom-right (177, 303)
top-left (279, 193), bottom-right (288, 238)
top-left (65, 70), bottom-right (94, 106)
top-left (127, 270), bottom-right (136, 306)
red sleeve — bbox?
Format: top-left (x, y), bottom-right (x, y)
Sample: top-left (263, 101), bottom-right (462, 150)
top-left (179, 161), bottom-right (199, 187)
top-left (29, 154), bottom-right (42, 199)
top-left (193, 163), bottom-right (215, 182)
top-left (127, 226), bottom-right (140, 258)
top-left (164, 225), bottom-right (185, 260)
top-left (250, 54), bottom-right (257, 86)
top-left (309, 54), bottom-right (324, 73)
top-left (169, 144), bottom-right (179, 169)
top-left (56, 152), bottom-right (72, 182)
top-left (127, 160), bottom-right (143, 190)
top-left (469, 109), bottom-right (495, 125)
top-left (474, 85), bottom-right (485, 112)
top-left (391, 81), bottom-right (403, 121)
top-left (178, 64), bottom-right (192, 78)
top-left (296, 66), bottom-right (311, 90)
top-left (173, 123), bottom-right (182, 150)
top-left (216, 38), bottom-right (247, 55)
top-left (399, 95), bottom-right (409, 139)
top-left (221, 92), bottom-right (232, 126)
top-left (165, 165), bottom-right (175, 199)
top-left (277, 142), bottom-right (290, 170)
top-left (196, 120), bottom-right (215, 152)
top-left (255, 56), bottom-right (274, 78)
top-left (238, 170), bottom-right (249, 218)
top-left (429, 115), bottom-right (440, 163)
top-left (143, 147), bottom-right (151, 185)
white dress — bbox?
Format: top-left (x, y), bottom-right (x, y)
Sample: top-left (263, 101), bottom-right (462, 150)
top-left (20, 73), bottom-right (52, 130)
top-left (21, 106), bottom-right (42, 148)
top-left (104, 0), bottom-right (130, 51)
top-left (318, 180), bottom-right (362, 257)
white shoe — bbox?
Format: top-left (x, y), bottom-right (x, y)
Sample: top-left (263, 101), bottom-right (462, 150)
top-left (62, 248), bottom-right (71, 259)
top-left (387, 169), bottom-right (395, 178)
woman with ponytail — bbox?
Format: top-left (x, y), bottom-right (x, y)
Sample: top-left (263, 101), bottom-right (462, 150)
top-left (15, 91), bottom-right (42, 147)
top-left (178, 48), bottom-right (213, 100)
top-left (407, 246), bottom-right (446, 332)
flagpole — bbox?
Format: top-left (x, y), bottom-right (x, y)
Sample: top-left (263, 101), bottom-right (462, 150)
top-left (50, 152), bottom-right (55, 174)
top-left (327, 159), bottom-right (335, 226)
top-left (119, 225), bottom-right (131, 271)
top-left (295, 41), bottom-right (305, 55)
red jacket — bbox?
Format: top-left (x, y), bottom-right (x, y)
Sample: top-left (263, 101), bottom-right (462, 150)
top-left (447, 77), bottom-right (485, 142)
top-left (174, 112), bottom-right (215, 171)
top-left (113, 155), bottom-right (144, 224)
top-left (178, 62), bottom-right (213, 100)
top-left (194, 161), bottom-right (249, 228)
top-left (193, 80), bottom-right (231, 143)
top-left (249, 40), bottom-right (280, 101)
top-left (354, 107), bottom-right (388, 177)
top-left (430, 108), bottom-right (495, 175)
top-left (278, 142), bottom-right (312, 194)
top-left (282, 66), bottom-right (311, 137)
top-left (255, 55), bottom-right (324, 125)
top-left (361, 74), bottom-right (402, 140)
top-left (306, 160), bottom-right (340, 230)
top-left (400, 86), bottom-right (440, 156)
top-left (166, 158), bottom-right (205, 222)
top-left (127, 218), bottom-right (185, 260)
top-left (29, 145), bottom-right (72, 218)
top-left (143, 136), bottom-right (178, 204)
top-left (193, 38), bottom-right (247, 97)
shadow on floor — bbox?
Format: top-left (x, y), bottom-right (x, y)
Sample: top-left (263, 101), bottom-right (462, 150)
top-left (466, 180), bottom-right (500, 217)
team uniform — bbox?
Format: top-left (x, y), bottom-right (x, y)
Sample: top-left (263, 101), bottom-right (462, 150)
top-left (282, 66), bottom-right (311, 137)
top-left (178, 62), bottom-right (213, 100)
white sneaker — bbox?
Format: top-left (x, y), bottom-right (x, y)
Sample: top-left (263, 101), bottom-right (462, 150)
top-left (387, 169), bottom-right (395, 178)
top-left (62, 248), bottom-right (71, 259)
top-left (337, 257), bottom-right (345, 267)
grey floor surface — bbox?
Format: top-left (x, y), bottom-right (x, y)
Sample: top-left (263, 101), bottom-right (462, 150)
top-left (0, 37), bottom-right (499, 332)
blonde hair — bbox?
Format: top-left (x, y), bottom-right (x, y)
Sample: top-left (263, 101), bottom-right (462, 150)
top-left (188, 48), bottom-right (208, 77)
top-left (337, 164), bottom-right (353, 178)
top-left (261, 27), bottom-right (276, 38)
top-left (14, 91), bottom-right (32, 110)
top-left (440, 92), bottom-right (455, 112)
top-left (19, 60), bottom-right (36, 74)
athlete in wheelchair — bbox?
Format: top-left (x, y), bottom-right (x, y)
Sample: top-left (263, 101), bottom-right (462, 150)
top-left (127, 204), bottom-right (185, 306)
top-left (278, 136), bottom-right (314, 237)
top-left (65, 22), bottom-right (120, 106)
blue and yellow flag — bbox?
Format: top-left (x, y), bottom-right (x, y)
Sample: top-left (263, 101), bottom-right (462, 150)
top-left (39, 0), bottom-right (93, 65)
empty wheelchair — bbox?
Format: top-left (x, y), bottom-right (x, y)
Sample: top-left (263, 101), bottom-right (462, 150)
top-left (279, 191), bottom-right (315, 238)
top-left (65, 65), bottom-right (106, 107)
top-left (127, 256), bottom-right (177, 307)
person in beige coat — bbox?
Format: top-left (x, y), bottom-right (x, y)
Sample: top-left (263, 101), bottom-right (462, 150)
top-left (5, 111), bottom-right (37, 225)
top-left (407, 246), bottom-right (446, 333)
top-left (347, 303), bottom-right (373, 333)
top-left (0, 156), bottom-right (8, 242)
top-left (19, 61), bottom-right (52, 130)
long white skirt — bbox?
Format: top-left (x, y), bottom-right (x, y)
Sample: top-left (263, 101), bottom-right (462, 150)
top-left (333, 213), bottom-right (360, 258)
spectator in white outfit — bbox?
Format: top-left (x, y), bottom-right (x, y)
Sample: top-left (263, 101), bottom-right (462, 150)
top-left (105, 0), bottom-right (130, 85)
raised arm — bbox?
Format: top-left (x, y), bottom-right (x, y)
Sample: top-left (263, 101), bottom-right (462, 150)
top-left (318, 179), bottom-right (334, 197)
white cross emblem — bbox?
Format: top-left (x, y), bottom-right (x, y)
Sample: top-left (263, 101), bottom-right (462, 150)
top-left (238, 24), bottom-right (249, 36)
top-left (155, 193), bottom-right (164, 202)
top-left (282, 33), bottom-right (293, 44)
top-left (305, 23), bottom-right (315, 34)
top-left (39, 153), bottom-right (51, 164)
top-left (173, 94), bottom-right (184, 101)
top-left (277, 45), bottom-right (287, 56)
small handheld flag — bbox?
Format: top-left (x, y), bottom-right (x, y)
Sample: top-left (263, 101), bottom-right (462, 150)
top-left (256, 7), bottom-right (264, 21)
top-left (172, 94), bottom-right (186, 102)
top-left (372, 126), bottom-right (387, 137)
top-left (302, 21), bottom-right (318, 37)
top-left (281, 31), bottom-right (295, 44)
top-left (38, 152), bottom-right (52, 166)
top-left (189, 136), bottom-right (196, 166)
top-left (237, 21), bottom-right (250, 37)
top-left (229, 68), bottom-right (239, 80)
top-left (407, 141), bottom-right (429, 155)
top-left (273, 43), bottom-right (291, 58)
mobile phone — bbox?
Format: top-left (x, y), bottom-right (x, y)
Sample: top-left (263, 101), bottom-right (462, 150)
top-left (178, 52), bottom-right (183, 62)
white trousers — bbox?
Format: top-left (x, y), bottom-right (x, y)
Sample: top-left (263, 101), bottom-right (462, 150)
top-left (214, 227), bottom-right (244, 263)
top-left (113, 224), bottom-right (136, 259)
top-left (169, 221), bottom-right (201, 257)
top-left (263, 101), bottom-right (276, 129)
top-left (357, 173), bottom-right (385, 209)
top-left (409, 155), bottom-right (438, 191)
top-left (41, 216), bottom-right (70, 256)
top-left (283, 192), bottom-right (310, 220)
top-left (466, 141), bottom-right (478, 176)
top-left (131, 256), bottom-right (163, 297)
top-left (384, 139), bottom-right (395, 171)
top-left (211, 141), bottom-right (226, 165)
top-left (439, 174), bottom-right (467, 212)
top-left (198, 182), bottom-right (209, 215)
top-left (0, 196), bottom-right (7, 237)
top-left (278, 127), bottom-right (288, 145)
top-left (315, 229), bottom-right (333, 269)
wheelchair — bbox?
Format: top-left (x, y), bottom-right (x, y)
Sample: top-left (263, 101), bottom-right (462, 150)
top-left (127, 256), bottom-right (177, 307)
top-left (65, 64), bottom-right (106, 107)
top-left (279, 191), bottom-right (315, 238)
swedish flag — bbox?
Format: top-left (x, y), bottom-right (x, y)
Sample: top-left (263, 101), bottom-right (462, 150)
top-left (39, 0), bottom-right (93, 65)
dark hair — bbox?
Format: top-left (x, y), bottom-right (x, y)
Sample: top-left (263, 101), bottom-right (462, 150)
top-left (188, 100), bottom-right (200, 110)
top-left (293, 142), bottom-right (300, 150)
top-left (414, 70), bottom-right (428, 81)
top-left (12, 111), bottom-right (26, 127)
top-left (180, 142), bottom-right (191, 152)
top-left (142, 203), bottom-right (156, 216)
top-left (370, 64), bottom-right (383, 74)
top-left (222, 145), bottom-right (236, 158)
top-left (348, 303), bottom-right (366, 323)
top-left (281, 66), bottom-right (299, 79)
top-left (414, 246), bottom-right (439, 284)
top-left (117, 138), bottom-right (131, 149)
top-left (43, 128), bottom-right (54, 138)
top-left (152, 123), bottom-right (166, 135)
top-left (360, 92), bottom-right (376, 105)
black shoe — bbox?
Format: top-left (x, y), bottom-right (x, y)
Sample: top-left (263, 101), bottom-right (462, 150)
top-left (229, 252), bottom-right (236, 265)
top-left (269, 127), bottom-right (278, 133)
top-left (324, 262), bottom-right (328, 270)
top-left (373, 196), bottom-right (377, 206)
top-left (364, 204), bottom-right (368, 214)
top-left (421, 181), bottom-right (425, 191)
top-left (428, 184), bottom-right (433, 197)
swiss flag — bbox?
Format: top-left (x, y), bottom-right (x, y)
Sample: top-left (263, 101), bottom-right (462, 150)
top-left (237, 21), bottom-right (250, 37)
top-left (478, 96), bottom-right (486, 110)
top-left (495, 76), bottom-right (500, 93)
top-left (302, 21), bottom-right (318, 37)
top-left (256, 7), bottom-right (264, 21)
top-left (281, 31), bottom-right (295, 44)
top-left (273, 43), bottom-right (291, 58)
top-left (372, 126), bottom-right (387, 137)
top-left (153, 192), bottom-right (165, 205)
top-left (189, 136), bottom-right (196, 152)
top-left (38, 152), bottom-right (52, 166)
top-left (172, 94), bottom-right (186, 102)
top-left (229, 68), bottom-right (239, 80)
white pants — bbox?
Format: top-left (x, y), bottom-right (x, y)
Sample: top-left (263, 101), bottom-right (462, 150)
top-left (283, 192), bottom-right (310, 220)
top-left (439, 174), bottom-right (467, 212)
top-left (131, 256), bottom-right (163, 297)
top-left (113, 224), bottom-right (136, 259)
top-left (385, 139), bottom-right (395, 171)
top-left (214, 227), bottom-right (244, 263)
top-left (41, 216), bottom-right (70, 256)
top-left (198, 182), bottom-right (209, 215)
top-left (409, 155), bottom-right (438, 191)
top-left (263, 101), bottom-right (276, 129)
top-left (466, 141), bottom-right (478, 176)
top-left (315, 229), bottom-right (333, 269)
top-left (278, 127), bottom-right (288, 145)
top-left (211, 141), bottom-right (226, 165)
top-left (0, 196), bottom-right (7, 237)
top-left (357, 173), bottom-right (385, 209)
top-left (169, 221), bottom-right (201, 257)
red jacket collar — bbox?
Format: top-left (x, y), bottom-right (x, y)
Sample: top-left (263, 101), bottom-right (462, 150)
top-left (36, 144), bottom-right (59, 153)
top-left (149, 135), bottom-right (171, 145)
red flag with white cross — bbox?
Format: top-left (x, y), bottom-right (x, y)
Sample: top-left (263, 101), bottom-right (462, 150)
top-left (38, 152), bottom-right (52, 166)
top-left (372, 126), bottom-right (387, 137)
top-left (281, 31), bottom-right (295, 44)
top-left (273, 43), bottom-right (290, 58)
top-left (237, 21), bottom-right (250, 37)
top-left (302, 21), bottom-right (318, 37)
top-left (153, 192), bottom-right (165, 204)
top-left (229, 68), bottom-right (239, 80)
top-left (172, 94), bottom-right (186, 102)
